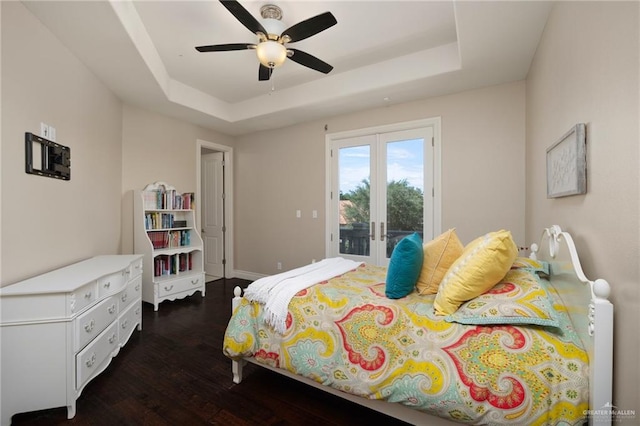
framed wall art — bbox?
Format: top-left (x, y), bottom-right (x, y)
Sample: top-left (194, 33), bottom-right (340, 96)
top-left (546, 123), bottom-right (586, 198)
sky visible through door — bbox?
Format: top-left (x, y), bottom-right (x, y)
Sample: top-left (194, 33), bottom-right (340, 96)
top-left (339, 138), bottom-right (424, 194)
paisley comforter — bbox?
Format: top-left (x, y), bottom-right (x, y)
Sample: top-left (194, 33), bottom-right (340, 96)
top-left (223, 264), bottom-right (588, 425)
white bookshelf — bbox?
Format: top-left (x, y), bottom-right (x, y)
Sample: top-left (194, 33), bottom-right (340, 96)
top-left (134, 182), bottom-right (205, 310)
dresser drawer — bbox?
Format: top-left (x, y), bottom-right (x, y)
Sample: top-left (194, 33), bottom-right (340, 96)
top-left (74, 295), bottom-right (118, 351)
top-left (119, 301), bottom-right (141, 345)
top-left (158, 274), bottom-right (204, 297)
top-left (76, 321), bottom-right (119, 389)
top-left (119, 276), bottom-right (141, 312)
top-left (68, 281), bottom-right (98, 315)
top-left (98, 270), bottom-right (127, 298)
top-left (129, 258), bottom-right (143, 279)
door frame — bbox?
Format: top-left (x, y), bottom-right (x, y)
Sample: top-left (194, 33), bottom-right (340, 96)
top-left (196, 139), bottom-right (234, 279)
top-left (324, 117), bottom-right (442, 260)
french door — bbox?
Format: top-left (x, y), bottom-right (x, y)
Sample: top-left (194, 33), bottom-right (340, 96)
top-left (326, 119), bottom-right (440, 266)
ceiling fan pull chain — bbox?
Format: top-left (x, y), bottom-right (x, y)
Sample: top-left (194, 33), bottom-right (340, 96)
top-left (270, 68), bottom-right (276, 94)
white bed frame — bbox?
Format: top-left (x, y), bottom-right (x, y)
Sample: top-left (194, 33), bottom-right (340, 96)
top-left (230, 225), bottom-right (613, 425)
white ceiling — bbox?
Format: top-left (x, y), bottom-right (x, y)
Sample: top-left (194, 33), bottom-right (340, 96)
top-left (23, 0), bottom-right (553, 136)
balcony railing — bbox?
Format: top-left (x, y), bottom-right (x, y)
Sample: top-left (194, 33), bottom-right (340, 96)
top-left (339, 223), bottom-right (422, 257)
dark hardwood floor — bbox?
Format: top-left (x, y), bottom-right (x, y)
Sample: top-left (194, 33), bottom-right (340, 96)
top-left (11, 278), bottom-right (409, 426)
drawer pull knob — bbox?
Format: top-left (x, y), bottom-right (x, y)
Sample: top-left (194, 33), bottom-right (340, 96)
top-left (164, 285), bottom-right (174, 292)
top-left (121, 292), bottom-right (128, 303)
top-left (84, 291), bottom-right (92, 299)
top-left (108, 304), bottom-right (116, 314)
top-left (104, 281), bottom-right (111, 289)
top-left (108, 333), bottom-right (117, 344)
top-left (135, 284), bottom-right (140, 291)
top-left (85, 353), bottom-right (96, 368)
top-left (121, 320), bottom-right (128, 329)
top-left (84, 320), bottom-right (95, 333)
top-left (191, 279), bottom-right (200, 285)
top-left (135, 307), bottom-right (141, 315)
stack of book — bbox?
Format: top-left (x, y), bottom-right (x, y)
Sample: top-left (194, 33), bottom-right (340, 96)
top-left (153, 253), bottom-right (193, 277)
top-left (142, 189), bottom-right (195, 210)
top-left (144, 212), bottom-right (175, 230)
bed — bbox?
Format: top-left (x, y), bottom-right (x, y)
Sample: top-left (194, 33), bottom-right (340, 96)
top-left (223, 225), bottom-right (613, 425)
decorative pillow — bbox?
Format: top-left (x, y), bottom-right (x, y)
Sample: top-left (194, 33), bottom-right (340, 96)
top-left (445, 269), bottom-right (560, 327)
top-left (416, 229), bottom-right (464, 295)
top-left (434, 229), bottom-right (518, 315)
top-left (511, 256), bottom-right (550, 275)
top-left (385, 232), bottom-right (423, 299)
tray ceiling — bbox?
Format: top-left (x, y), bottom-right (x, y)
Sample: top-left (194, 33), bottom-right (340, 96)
top-left (23, 1), bottom-right (553, 135)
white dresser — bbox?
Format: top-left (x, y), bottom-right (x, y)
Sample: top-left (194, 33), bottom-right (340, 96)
top-left (0, 255), bottom-right (143, 425)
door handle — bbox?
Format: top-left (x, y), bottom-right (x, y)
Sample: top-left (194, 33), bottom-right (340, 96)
top-left (370, 222), bottom-right (376, 241)
top-left (380, 222), bottom-right (385, 241)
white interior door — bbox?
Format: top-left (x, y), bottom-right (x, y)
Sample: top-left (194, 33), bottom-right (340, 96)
top-left (328, 121), bottom-right (439, 266)
top-left (202, 152), bottom-right (224, 278)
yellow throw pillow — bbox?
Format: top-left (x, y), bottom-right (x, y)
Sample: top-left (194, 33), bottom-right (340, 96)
top-left (434, 229), bottom-right (518, 315)
top-left (416, 229), bottom-right (464, 295)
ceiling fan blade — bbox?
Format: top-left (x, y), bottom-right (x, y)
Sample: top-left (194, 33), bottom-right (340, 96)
top-left (195, 43), bottom-right (255, 52)
top-left (258, 64), bottom-right (272, 81)
top-left (281, 12), bottom-right (337, 43)
top-left (220, 0), bottom-right (266, 36)
top-left (288, 49), bottom-right (333, 74)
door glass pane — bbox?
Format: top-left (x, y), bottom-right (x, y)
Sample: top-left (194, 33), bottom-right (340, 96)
top-left (338, 145), bottom-right (370, 256)
top-left (386, 139), bottom-right (424, 258)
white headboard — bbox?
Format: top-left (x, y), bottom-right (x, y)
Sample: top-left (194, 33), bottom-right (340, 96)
top-left (531, 225), bottom-right (613, 425)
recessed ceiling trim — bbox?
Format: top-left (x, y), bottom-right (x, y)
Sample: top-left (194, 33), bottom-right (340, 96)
top-left (108, 0), bottom-right (463, 126)
top-left (109, 1), bottom-right (170, 96)
top-left (110, 0), bottom-right (237, 121)
top-left (228, 42), bottom-right (462, 123)
top-left (17, 0), bottom-right (550, 135)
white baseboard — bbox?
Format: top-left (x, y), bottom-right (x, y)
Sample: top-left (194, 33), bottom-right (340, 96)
top-left (228, 269), bottom-right (266, 282)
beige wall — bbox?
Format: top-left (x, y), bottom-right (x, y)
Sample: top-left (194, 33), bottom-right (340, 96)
top-left (119, 104), bottom-right (234, 254)
top-left (234, 81), bottom-right (526, 275)
top-left (0, 2), bottom-right (235, 284)
top-left (526, 1), bottom-right (639, 416)
top-left (1, 2), bottom-right (124, 285)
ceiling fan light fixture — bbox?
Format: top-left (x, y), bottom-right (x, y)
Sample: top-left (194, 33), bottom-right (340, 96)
top-left (197, 0), bottom-right (336, 81)
top-left (256, 40), bottom-right (287, 68)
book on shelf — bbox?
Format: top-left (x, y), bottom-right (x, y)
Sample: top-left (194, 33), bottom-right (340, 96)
top-left (154, 255), bottom-right (171, 277)
top-left (145, 212), bottom-right (175, 230)
top-left (142, 189), bottom-right (196, 210)
top-left (153, 253), bottom-right (194, 277)
top-left (148, 231), bottom-right (168, 249)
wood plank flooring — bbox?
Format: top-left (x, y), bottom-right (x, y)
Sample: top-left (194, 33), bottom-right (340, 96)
top-left (10, 278), bottom-right (409, 425)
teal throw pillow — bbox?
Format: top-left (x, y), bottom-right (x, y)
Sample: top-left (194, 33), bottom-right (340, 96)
top-left (385, 233), bottom-right (423, 299)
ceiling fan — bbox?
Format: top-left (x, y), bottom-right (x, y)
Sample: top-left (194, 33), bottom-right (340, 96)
top-left (195, 0), bottom-right (337, 81)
